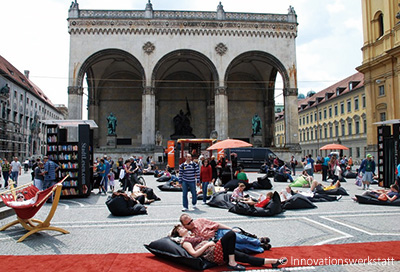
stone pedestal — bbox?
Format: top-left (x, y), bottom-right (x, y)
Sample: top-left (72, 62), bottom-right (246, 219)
top-left (106, 135), bottom-right (117, 147)
top-left (251, 135), bottom-right (263, 147)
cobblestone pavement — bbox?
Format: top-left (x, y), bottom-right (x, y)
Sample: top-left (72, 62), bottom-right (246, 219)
top-left (1, 170), bottom-right (399, 271)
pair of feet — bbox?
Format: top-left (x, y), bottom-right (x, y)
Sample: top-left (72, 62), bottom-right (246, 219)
top-left (182, 205), bottom-right (198, 212)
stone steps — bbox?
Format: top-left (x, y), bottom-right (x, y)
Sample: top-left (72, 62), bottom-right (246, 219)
top-left (0, 200), bottom-right (14, 220)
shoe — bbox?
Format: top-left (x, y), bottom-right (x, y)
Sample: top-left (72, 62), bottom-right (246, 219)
top-left (336, 195), bottom-right (342, 201)
top-left (202, 202), bottom-right (207, 205)
top-left (192, 205), bottom-right (198, 210)
top-left (272, 257), bottom-right (288, 268)
top-left (182, 208), bottom-right (188, 212)
top-left (261, 243), bottom-right (271, 250)
top-left (260, 237), bottom-right (270, 244)
top-left (227, 263), bottom-right (246, 271)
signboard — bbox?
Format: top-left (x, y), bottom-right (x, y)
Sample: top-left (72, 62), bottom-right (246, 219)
top-left (167, 140), bottom-right (175, 168)
top-left (217, 148), bottom-right (225, 160)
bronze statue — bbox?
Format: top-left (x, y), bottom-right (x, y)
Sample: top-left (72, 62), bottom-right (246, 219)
top-left (252, 114), bottom-right (262, 136)
top-left (107, 112), bottom-right (117, 136)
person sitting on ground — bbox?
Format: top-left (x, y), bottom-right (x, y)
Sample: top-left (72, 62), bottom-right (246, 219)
top-left (356, 184), bottom-right (399, 202)
top-left (289, 170), bottom-right (313, 188)
top-left (241, 192), bottom-right (274, 208)
top-left (169, 224), bottom-right (287, 271)
top-left (236, 167), bottom-right (249, 183)
top-left (278, 164), bottom-right (294, 182)
top-left (279, 186), bottom-right (293, 202)
top-left (230, 183), bottom-right (251, 202)
top-left (179, 213), bottom-right (272, 253)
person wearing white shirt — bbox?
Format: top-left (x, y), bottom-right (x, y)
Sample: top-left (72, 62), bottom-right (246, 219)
top-left (10, 157), bottom-right (22, 186)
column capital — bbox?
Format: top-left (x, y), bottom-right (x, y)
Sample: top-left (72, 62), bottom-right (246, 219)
top-left (143, 86), bottom-right (155, 95)
top-left (283, 87), bottom-right (298, 96)
top-left (215, 86), bottom-right (227, 95)
top-left (68, 86), bottom-right (84, 95)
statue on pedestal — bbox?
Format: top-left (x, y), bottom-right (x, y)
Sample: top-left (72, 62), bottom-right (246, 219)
top-left (107, 112), bottom-right (117, 136)
top-left (252, 114), bottom-right (262, 136)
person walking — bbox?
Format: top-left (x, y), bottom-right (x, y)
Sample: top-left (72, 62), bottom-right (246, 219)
top-left (43, 156), bottom-right (60, 203)
top-left (200, 158), bottom-right (212, 205)
top-left (33, 162), bottom-right (45, 191)
top-left (305, 154), bottom-right (315, 177)
top-left (322, 154), bottom-right (331, 182)
top-left (290, 156), bottom-right (297, 176)
top-left (179, 154), bottom-right (199, 211)
top-left (2, 158), bottom-right (11, 188)
top-left (10, 157), bottom-right (22, 186)
top-left (359, 154), bottom-right (376, 190)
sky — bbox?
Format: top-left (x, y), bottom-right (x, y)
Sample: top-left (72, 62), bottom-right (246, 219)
top-left (0, 0), bottom-right (363, 110)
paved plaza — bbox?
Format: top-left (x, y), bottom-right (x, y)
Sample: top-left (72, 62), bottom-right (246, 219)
top-left (1, 171), bottom-right (399, 271)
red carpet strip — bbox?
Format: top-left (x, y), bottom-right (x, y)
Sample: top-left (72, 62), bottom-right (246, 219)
top-left (1, 241), bottom-right (399, 272)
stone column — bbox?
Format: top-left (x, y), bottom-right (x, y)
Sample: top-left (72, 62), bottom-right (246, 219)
top-left (283, 88), bottom-right (300, 148)
top-left (88, 98), bottom-right (99, 147)
top-left (214, 87), bottom-right (228, 140)
top-left (68, 86), bottom-right (83, 119)
top-left (264, 96), bottom-right (275, 147)
top-left (142, 86), bottom-right (156, 147)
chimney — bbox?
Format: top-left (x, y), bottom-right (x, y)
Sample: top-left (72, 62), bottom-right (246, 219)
top-left (24, 70), bottom-right (30, 79)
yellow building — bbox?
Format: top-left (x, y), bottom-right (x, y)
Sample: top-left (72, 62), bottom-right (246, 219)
top-left (276, 72), bottom-right (367, 162)
top-left (357, 0), bottom-right (400, 154)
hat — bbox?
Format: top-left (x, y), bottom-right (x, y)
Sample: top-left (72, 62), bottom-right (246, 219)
top-left (43, 156), bottom-right (48, 159)
top-left (367, 154), bottom-right (372, 158)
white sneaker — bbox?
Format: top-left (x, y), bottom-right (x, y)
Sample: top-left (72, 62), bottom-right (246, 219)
top-left (182, 208), bottom-right (188, 212)
top-left (201, 202), bottom-right (207, 205)
top-left (192, 205), bottom-right (198, 209)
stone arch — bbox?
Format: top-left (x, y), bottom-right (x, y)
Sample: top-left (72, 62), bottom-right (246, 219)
top-left (224, 51), bottom-right (291, 147)
top-left (151, 49), bottom-right (219, 140)
top-left (77, 49), bottom-right (146, 147)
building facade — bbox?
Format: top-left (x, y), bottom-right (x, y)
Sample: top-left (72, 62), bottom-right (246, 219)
top-left (276, 72), bottom-right (367, 161)
top-left (67, 1), bottom-right (300, 152)
top-left (0, 55), bottom-right (64, 160)
top-left (357, 0), bottom-right (400, 155)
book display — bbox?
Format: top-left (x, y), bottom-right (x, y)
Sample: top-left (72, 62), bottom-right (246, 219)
top-left (46, 123), bottom-right (93, 197)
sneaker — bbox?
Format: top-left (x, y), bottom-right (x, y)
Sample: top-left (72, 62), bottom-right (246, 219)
top-left (192, 205), bottom-right (198, 210)
top-left (201, 202), bottom-right (207, 205)
top-left (336, 195), bottom-right (343, 201)
top-left (182, 208), bottom-right (188, 212)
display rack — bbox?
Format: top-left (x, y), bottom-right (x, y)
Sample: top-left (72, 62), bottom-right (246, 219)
top-left (46, 123), bottom-right (93, 197)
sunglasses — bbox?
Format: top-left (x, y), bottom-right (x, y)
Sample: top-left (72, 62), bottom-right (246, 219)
top-left (185, 219), bottom-right (193, 226)
top-left (17, 195), bottom-right (24, 200)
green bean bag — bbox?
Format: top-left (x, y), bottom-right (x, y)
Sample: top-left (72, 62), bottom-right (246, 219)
top-left (289, 176), bottom-right (309, 187)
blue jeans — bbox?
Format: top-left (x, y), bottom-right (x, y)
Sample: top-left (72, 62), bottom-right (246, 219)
top-left (181, 181), bottom-right (197, 209)
top-left (34, 179), bottom-right (44, 191)
top-left (3, 171), bottom-right (10, 187)
top-left (202, 181), bottom-right (209, 203)
top-left (216, 229), bottom-right (263, 254)
top-left (44, 179), bottom-right (56, 202)
top-left (10, 171), bottom-right (19, 186)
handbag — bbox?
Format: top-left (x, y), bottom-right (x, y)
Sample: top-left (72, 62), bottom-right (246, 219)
top-left (355, 175), bottom-right (362, 187)
top-left (304, 163), bottom-right (312, 170)
top-left (378, 194), bottom-right (388, 201)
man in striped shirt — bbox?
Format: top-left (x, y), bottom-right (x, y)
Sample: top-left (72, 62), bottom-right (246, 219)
top-left (179, 154), bottom-right (200, 211)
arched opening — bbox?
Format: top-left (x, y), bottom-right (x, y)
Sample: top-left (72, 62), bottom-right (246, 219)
top-left (77, 49), bottom-right (145, 147)
top-left (225, 51), bottom-right (289, 146)
top-left (152, 50), bottom-right (218, 140)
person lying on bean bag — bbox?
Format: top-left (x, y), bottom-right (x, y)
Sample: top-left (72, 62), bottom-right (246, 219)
top-left (106, 190), bottom-right (147, 216)
top-left (289, 171), bottom-right (313, 187)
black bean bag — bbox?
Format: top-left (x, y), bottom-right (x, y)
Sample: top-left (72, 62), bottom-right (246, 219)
top-left (197, 194), bottom-right (211, 201)
top-left (228, 191), bottom-right (283, 217)
top-left (355, 195), bottom-right (400, 206)
top-left (156, 176), bottom-right (171, 182)
top-left (342, 170), bottom-right (357, 179)
top-left (224, 179), bottom-right (251, 191)
top-left (274, 173), bottom-right (288, 183)
top-left (105, 195), bottom-right (147, 216)
top-left (157, 183), bottom-right (182, 191)
top-left (309, 194), bottom-right (338, 202)
top-left (141, 187), bottom-right (161, 201)
top-left (144, 237), bottom-right (216, 270)
top-left (143, 171), bottom-right (155, 175)
top-left (207, 191), bottom-right (234, 209)
top-left (251, 175), bottom-right (273, 189)
top-left (282, 194), bottom-right (317, 210)
top-left (315, 185), bottom-right (349, 195)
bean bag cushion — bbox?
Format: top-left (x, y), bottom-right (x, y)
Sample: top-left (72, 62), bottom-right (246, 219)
top-left (197, 194), bottom-right (211, 201)
top-left (106, 195), bottom-right (147, 216)
top-left (274, 173), bottom-right (288, 183)
top-left (251, 175), bottom-right (273, 189)
top-left (207, 192), bottom-right (234, 209)
top-left (156, 176), bottom-right (171, 182)
top-left (228, 191), bottom-right (282, 216)
top-left (289, 176), bottom-right (309, 187)
top-left (224, 179), bottom-right (251, 191)
top-left (144, 237), bottom-right (216, 270)
top-left (282, 194), bottom-right (317, 210)
top-left (355, 195), bottom-right (400, 206)
top-left (141, 187), bottom-right (161, 201)
top-left (315, 185), bottom-right (349, 195)
top-left (157, 183), bottom-right (182, 191)
top-left (143, 171), bottom-right (155, 175)
top-left (342, 170), bottom-right (357, 179)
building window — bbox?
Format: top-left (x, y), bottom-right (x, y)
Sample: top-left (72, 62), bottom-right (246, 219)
top-left (329, 107), bottom-right (332, 118)
top-left (340, 103), bottom-right (344, 114)
top-left (356, 147), bottom-right (360, 158)
top-left (314, 112), bottom-right (317, 121)
top-left (354, 97), bottom-right (359, 110)
top-left (380, 112), bottom-right (386, 121)
top-left (315, 128), bottom-right (318, 139)
top-left (307, 131), bottom-right (309, 141)
top-left (378, 13), bottom-right (384, 38)
top-left (335, 125), bottom-right (339, 137)
top-left (324, 109), bottom-right (327, 119)
top-left (355, 121), bottom-right (360, 134)
top-left (303, 117), bottom-right (305, 124)
top-left (303, 132), bottom-right (305, 141)
top-left (319, 128), bottom-right (322, 139)
top-left (310, 114), bottom-right (313, 123)
top-left (311, 130), bottom-right (313, 140)
top-left (378, 85), bottom-right (385, 96)
top-left (319, 111), bottom-right (322, 120)
top-left (341, 123), bottom-right (345, 137)
top-left (329, 126), bottom-right (333, 138)
top-left (324, 127), bottom-right (327, 138)
top-left (364, 119), bottom-right (367, 133)
top-left (348, 122), bottom-right (352, 135)
top-left (334, 105), bottom-right (338, 116)
top-left (306, 115), bottom-right (309, 124)
top-left (349, 147), bottom-right (353, 157)
top-left (299, 118), bottom-right (301, 126)
top-left (347, 100), bottom-right (351, 112)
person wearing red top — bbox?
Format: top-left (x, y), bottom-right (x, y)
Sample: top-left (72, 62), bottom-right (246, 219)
top-left (242, 192), bottom-right (274, 209)
top-left (200, 158), bottom-right (213, 205)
